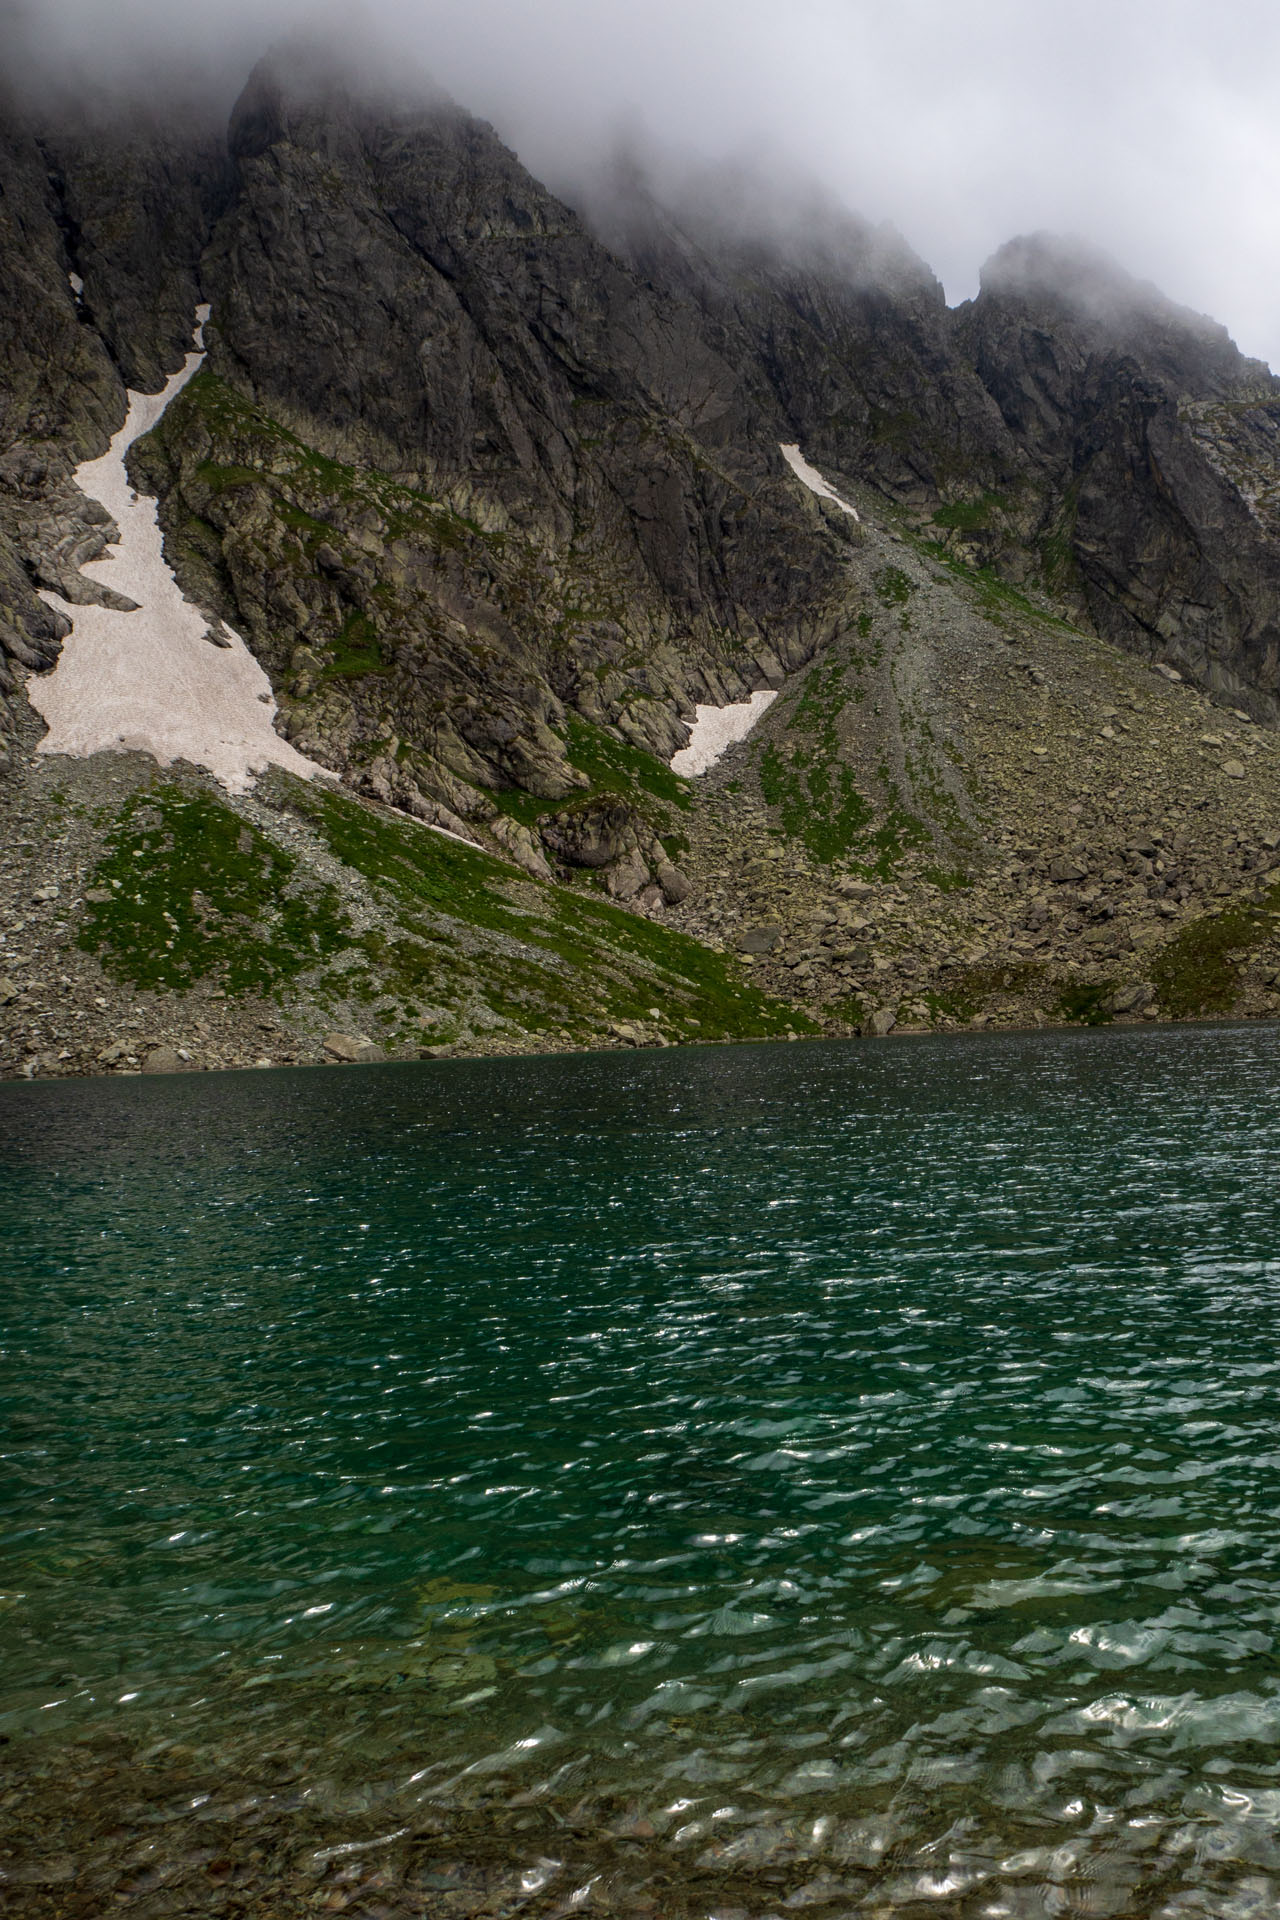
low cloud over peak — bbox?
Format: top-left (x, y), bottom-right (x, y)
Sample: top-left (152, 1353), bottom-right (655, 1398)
top-left (7, 0), bottom-right (1280, 368)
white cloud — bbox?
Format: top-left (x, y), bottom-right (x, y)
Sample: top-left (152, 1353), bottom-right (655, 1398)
top-left (10, 0), bottom-right (1280, 365)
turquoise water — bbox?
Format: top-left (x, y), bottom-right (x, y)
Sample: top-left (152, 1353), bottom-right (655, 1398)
top-left (5, 1029), bottom-right (1280, 1915)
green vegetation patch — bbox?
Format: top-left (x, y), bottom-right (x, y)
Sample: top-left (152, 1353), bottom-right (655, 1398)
top-left (79, 785), bottom-right (349, 995)
top-left (760, 745), bottom-right (874, 865)
top-left (488, 786), bottom-right (555, 830)
top-left (874, 566), bottom-right (914, 607)
top-left (869, 408), bottom-right (919, 454)
top-left (916, 538), bottom-right (1079, 633)
top-left (757, 658), bottom-right (877, 864)
top-left (1054, 980), bottom-right (1116, 1026)
top-left (297, 786), bottom-right (810, 1042)
top-left (321, 611), bottom-right (388, 681)
top-left (488, 715), bottom-right (692, 835)
top-left (932, 492), bottom-right (1010, 533)
top-left (754, 660), bottom-right (937, 876)
top-left (565, 715), bottom-right (692, 810)
top-left (853, 803), bottom-right (932, 882)
top-left (928, 960), bottom-right (1046, 1023)
top-left (1039, 481), bottom-right (1082, 589)
top-left (1151, 892), bottom-right (1280, 1018)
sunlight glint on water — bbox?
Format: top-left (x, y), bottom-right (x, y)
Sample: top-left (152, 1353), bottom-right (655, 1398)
top-left (4, 1026), bottom-right (1280, 1915)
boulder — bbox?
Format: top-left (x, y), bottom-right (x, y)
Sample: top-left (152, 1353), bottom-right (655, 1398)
top-left (142, 1045), bottom-right (186, 1073)
top-left (655, 860), bottom-right (691, 905)
top-left (737, 925), bottom-right (783, 955)
top-left (323, 1032), bottom-right (384, 1064)
top-left (1104, 982), bottom-right (1155, 1015)
top-left (869, 1006), bottom-right (898, 1036)
top-left (542, 799), bottom-right (640, 871)
top-left (487, 813), bottom-right (554, 880)
top-left (603, 846), bottom-right (649, 899)
top-left (541, 798), bottom-right (683, 904)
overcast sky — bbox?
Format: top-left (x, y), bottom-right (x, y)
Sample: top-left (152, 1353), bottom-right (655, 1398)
top-left (12, 0), bottom-right (1280, 367)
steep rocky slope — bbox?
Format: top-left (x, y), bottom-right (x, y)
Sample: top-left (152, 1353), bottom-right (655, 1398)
top-left (9, 498), bottom-right (1280, 1082)
top-left (590, 165), bottom-right (1022, 513)
top-left (599, 177), bottom-right (1280, 718)
top-left (108, 54), bottom-right (886, 900)
top-left (6, 48), bottom-right (1280, 1081)
top-left (956, 235), bottom-right (1280, 713)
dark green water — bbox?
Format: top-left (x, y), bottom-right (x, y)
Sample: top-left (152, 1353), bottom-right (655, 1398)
top-left (5, 1029), bottom-right (1280, 1916)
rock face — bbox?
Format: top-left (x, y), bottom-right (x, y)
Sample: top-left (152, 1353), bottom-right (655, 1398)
top-left (43, 108), bottom-right (229, 393)
top-left (6, 51), bottom-right (1280, 798)
top-left (602, 197), bottom-right (1280, 721)
top-left (0, 102), bottom-right (115, 736)
top-left (540, 799), bottom-right (689, 901)
top-left (71, 49), bottom-right (868, 835)
top-left (0, 102), bottom-right (122, 462)
top-left (0, 82), bottom-right (225, 755)
top-left (955, 235), bottom-right (1280, 715)
top-left (592, 167), bottom-right (1020, 511)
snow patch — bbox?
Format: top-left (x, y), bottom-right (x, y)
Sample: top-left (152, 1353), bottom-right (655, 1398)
top-left (68, 272), bottom-right (84, 298)
top-left (780, 443), bottom-right (860, 520)
top-left (670, 689), bottom-right (777, 777)
top-left (29, 305), bottom-right (327, 796)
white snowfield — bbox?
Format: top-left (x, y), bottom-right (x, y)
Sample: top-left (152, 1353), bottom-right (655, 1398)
top-left (670, 688), bottom-right (778, 777)
top-left (29, 307), bottom-right (326, 796)
top-left (780, 442), bottom-right (860, 520)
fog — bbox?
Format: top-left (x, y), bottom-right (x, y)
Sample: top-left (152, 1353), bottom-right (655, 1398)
top-left (9, 0), bottom-right (1280, 367)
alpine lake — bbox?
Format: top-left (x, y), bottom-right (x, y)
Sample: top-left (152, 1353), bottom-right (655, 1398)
top-left (5, 1026), bottom-right (1280, 1918)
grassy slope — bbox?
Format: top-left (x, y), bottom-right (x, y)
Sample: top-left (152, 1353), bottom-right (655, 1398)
top-left (76, 775), bottom-right (812, 1050)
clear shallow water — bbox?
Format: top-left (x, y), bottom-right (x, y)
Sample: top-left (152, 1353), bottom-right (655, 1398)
top-left (5, 1029), bottom-right (1280, 1916)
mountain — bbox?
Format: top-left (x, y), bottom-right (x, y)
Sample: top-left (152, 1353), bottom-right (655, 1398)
top-left (958, 234), bottom-right (1280, 709)
top-left (5, 46), bottom-right (1280, 1080)
top-left (598, 177), bottom-right (1280, 714)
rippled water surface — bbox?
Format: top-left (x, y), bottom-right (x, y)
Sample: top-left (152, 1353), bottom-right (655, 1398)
top-left (5, 1028), bottom-right (1280, 1917)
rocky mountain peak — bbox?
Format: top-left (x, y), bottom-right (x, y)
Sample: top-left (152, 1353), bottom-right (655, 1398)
top-left (588, 153), bottom-right (941, 304)
top-left (970, 230), bottom-right (1270, 398)
top-left (226, 36), bottom-right (457, 164)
